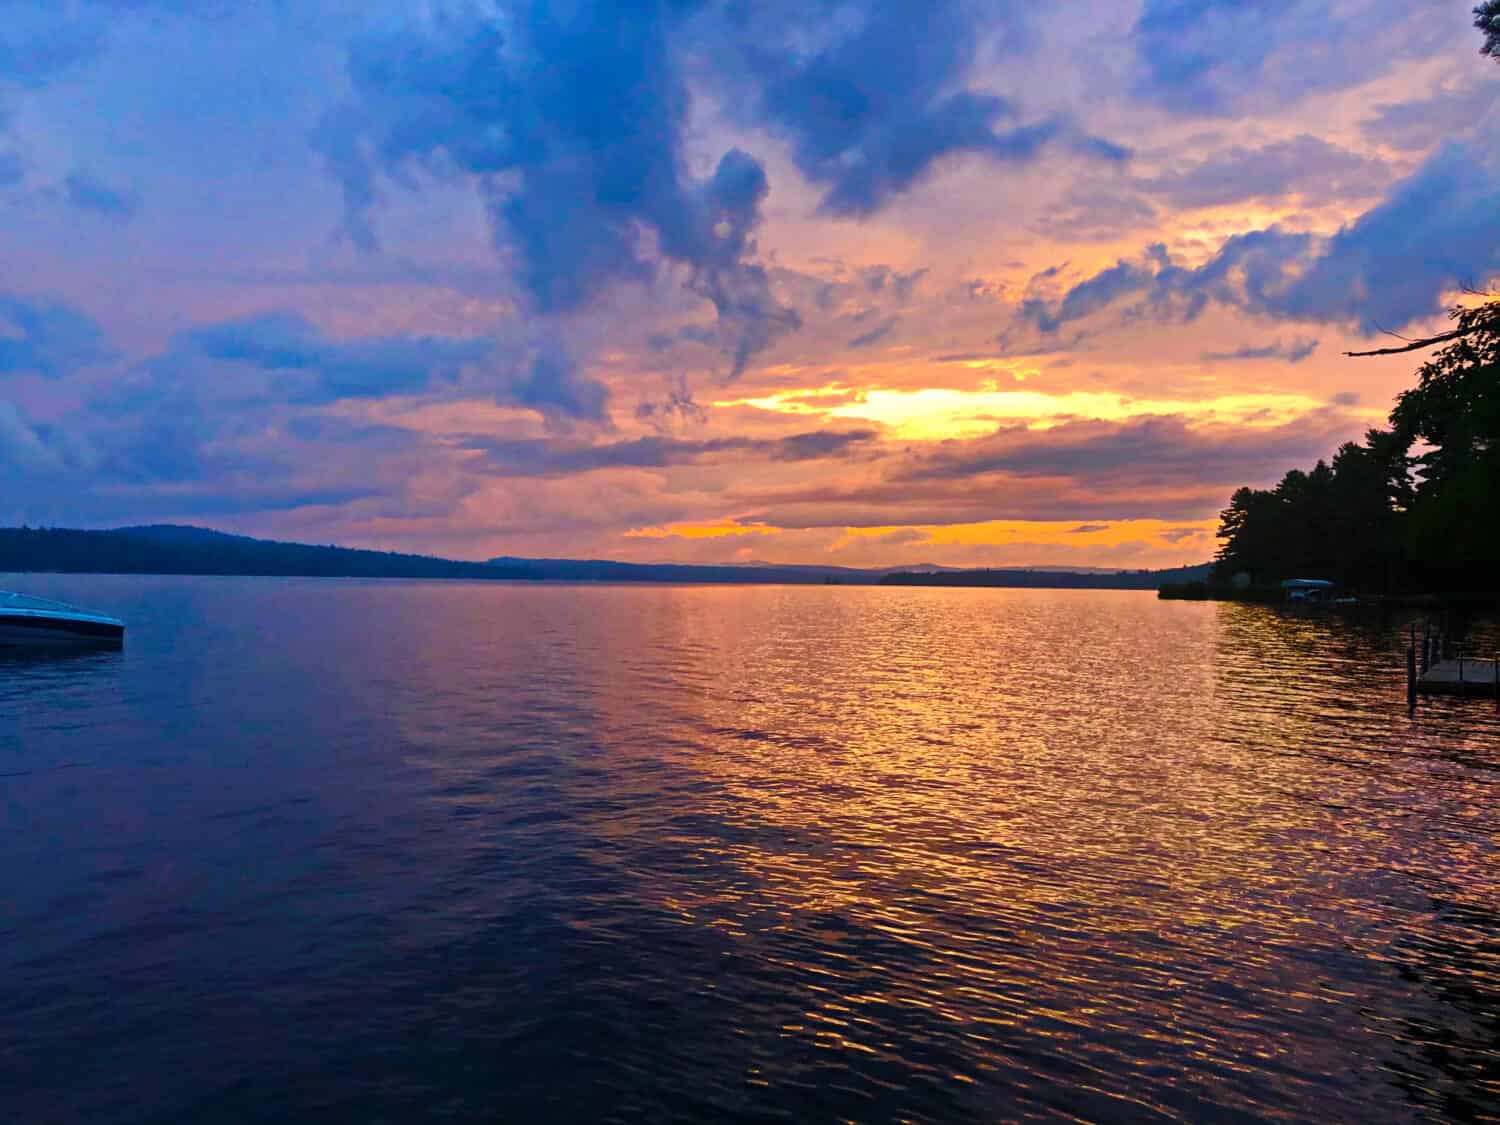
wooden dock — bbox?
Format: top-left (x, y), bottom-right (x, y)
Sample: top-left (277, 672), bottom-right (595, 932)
top-left (1405, 620), bottom-right (1499, 707)
top-left (1418, 658), bottom-right (1500, 697)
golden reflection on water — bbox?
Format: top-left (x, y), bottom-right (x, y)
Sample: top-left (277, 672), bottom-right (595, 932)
top-left (7, 576), bottom-right (1497, 1122)
top-left (374, 583), bottom-right (1500, 1119)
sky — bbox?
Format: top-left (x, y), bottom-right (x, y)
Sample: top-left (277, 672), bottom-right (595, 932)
top-left (0, 0), bottom-right (1496, 569)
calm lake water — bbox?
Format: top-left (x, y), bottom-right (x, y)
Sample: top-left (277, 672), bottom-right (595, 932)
top-left (2, 576), bottom-right (1497, 1123)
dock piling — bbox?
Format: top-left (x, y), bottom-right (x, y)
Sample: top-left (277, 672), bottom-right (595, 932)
top-left (1407, 642), bottom-right (1417, 711)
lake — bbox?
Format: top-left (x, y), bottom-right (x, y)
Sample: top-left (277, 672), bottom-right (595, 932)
top-left (2, 576), bottom-right (1497, 1122)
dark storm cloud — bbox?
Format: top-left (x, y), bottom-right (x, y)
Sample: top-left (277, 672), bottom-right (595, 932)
top-left (0, 351), bottom-right (451, 524)
top-left (1018, 133), bottom-right (1500, 338)
top-left (176, 313), bottom-right (609, 422)
top-left (509, 342), bottom-right (611, 424)
top-left (183, 313), bottom-right (492, 403)
top-left (1130, 0), bottom-right (1442, 115)
top-left (0, 293), bottom-right (113, 376)
top-left (312, 0), bottom-right (1122, 396)
top-left (463, 428), bottom-right (880, 477)
top-left (315, 2), bottom-right (797, 380)
top-left (713, 0), bottom-right (1126, 217)
top-left (1018, 253), bottom-right (1173, 336)
top-left (1274, 139), bottom-right (1500, 328)
top-left (1132, 0), bottom-right (1298, 112)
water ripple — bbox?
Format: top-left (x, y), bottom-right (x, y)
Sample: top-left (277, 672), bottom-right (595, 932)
top-left (0, 578), bottom-right (1496, 1122)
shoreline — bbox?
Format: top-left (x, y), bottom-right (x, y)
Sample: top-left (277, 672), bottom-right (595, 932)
top-left (1158, 581), bottom-right (1500, 609)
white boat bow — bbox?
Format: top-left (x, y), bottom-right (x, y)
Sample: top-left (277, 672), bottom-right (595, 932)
top-left (0, 591), bottom-right (126, 645)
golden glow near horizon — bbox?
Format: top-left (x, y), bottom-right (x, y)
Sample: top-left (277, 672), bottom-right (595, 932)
top-left (836, 518), bottom-right (1217, 549)
top-left (627, 517), bottom-right (1216, 554)
top-left (626, 522), bottom-right (781, 540)
top-left (716, 384), bottom-right (1360, 440)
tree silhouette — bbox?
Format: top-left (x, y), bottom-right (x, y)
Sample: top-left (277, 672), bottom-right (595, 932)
top-left (1391, 302), bottom-right (1500, 586)
top-left (1479, 1), bottom-right (1500, 60)
top-left (1215, 304), bottom-right (1498, 593)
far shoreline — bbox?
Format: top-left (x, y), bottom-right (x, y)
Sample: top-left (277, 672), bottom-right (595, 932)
top-left (1159, 580), bottom-right (1500, 610)
top-left (0, 524), bottom-right (1208, 592)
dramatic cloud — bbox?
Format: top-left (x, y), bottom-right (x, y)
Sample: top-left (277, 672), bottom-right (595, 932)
top-left (1131, 0), bottom-right (1446, 114)
top-left (0, 0), bottom-right (1487, 564)
top-left (465, 428), bottom-right (880, 477)
top-left (1020, 130), bottom-right (1500, 339)
top-left (709, 409), bottom-right (1365, 534)
top-left (158, 313), bottom-right (610, 423)
top-left (713, 0), bottom-right (1124, 216)
top-left (1133, 0), bottom-right (1299, 112)
top-left (1134, 135), bottom-right (1389, 209)
top-left (181, 313), bottom-right (493, 404)
top-left (316, 2), bottom-right (798, 380)
top-left (0, 294), bottom-right (112, 376)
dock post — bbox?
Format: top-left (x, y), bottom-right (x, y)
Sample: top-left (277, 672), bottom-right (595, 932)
top-left (1407, 642), bottom-right (1417, 711)
top-left (1459, 651), bottom-right (1465, 698)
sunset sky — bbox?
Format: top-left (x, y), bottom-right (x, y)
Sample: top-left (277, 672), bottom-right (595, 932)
top-left (1, 0), bottom-right (1496, 567)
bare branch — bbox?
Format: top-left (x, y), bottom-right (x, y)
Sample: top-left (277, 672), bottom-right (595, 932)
top-left (1367, 319), bottom-right (1417, 343)
top-left (1344, 326), bottom-right (1470, 357)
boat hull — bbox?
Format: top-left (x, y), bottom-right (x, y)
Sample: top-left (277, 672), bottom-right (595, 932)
top-left (0, 613), bottom-right (125, 646)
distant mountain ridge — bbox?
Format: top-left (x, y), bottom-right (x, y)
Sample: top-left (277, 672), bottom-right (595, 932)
top-left (0, 525), bottom-right (540, 581)
top-left (0, 524), bottom-right (1209, 589)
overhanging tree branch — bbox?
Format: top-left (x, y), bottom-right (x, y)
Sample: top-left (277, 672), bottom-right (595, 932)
top-left (1344, 326), bottom-right (1472, 357)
